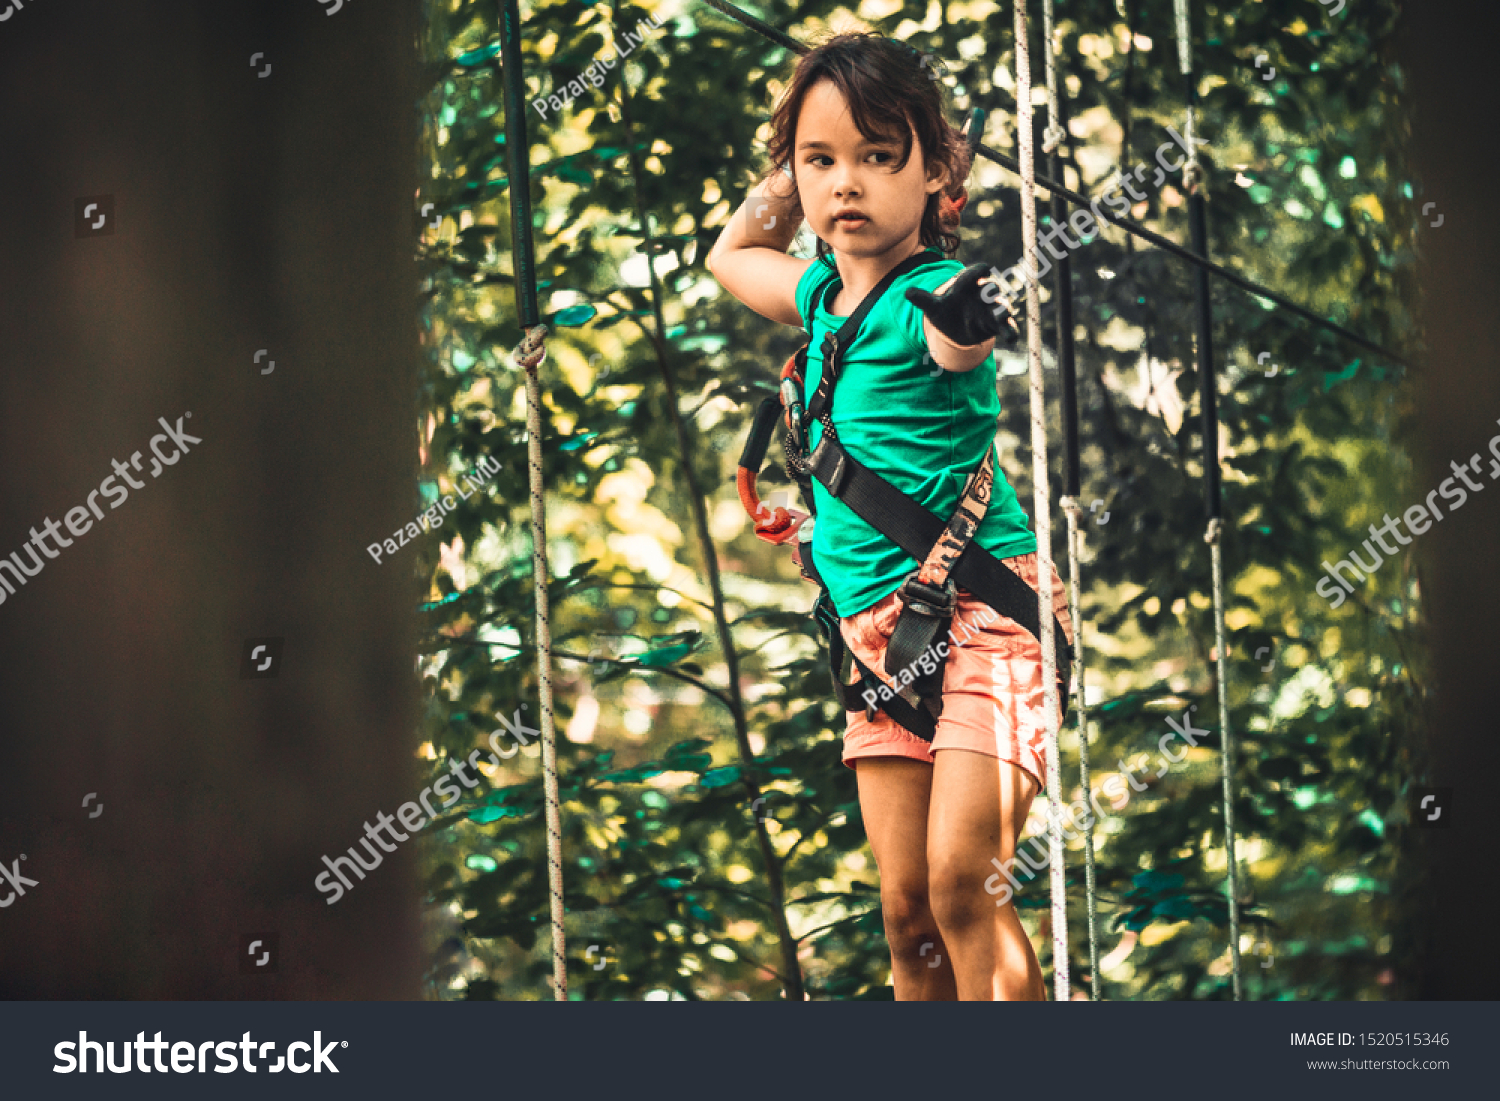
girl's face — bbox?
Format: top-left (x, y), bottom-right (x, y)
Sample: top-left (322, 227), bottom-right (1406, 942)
top-left (793, 79), bottom-right (946, 260)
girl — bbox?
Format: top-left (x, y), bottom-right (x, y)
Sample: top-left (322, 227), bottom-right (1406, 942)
top-left (707, 33), bottom-right (1073, 1001)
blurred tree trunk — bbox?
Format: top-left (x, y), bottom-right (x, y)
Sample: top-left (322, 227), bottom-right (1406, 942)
top-left (1397, 1), bottom-right (1500, 998)
top-left (0, 1), bottom-right (422, 996)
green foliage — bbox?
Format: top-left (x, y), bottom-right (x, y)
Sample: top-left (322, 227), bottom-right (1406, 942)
top-left (411, 0), bottom-right (1423, 1000)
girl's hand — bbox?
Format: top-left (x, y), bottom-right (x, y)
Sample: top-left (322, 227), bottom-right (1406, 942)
top-left (904, 263), bottom-right (1006, 347)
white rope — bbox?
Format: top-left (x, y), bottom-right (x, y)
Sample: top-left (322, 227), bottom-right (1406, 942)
top-left (1014, 0), bottom-right (1070, 1003)
top-left (1041, 0), bottom-right (1066, 155)
top-left (1043, 0), bottom-right (1100, 1003)
top-left (1172, 0), bottom-right (1204, 193)
top-left (1176, 0), bottom-right (1242, 999)
top-left (513, 324), bottom-right (569, 1001)
top-left (1061, 497), bottom-right (1100, 997)
top-left (1206, 520), bottom-right (1243, 999)
top-left (1173, 0), bottom-right (1192, 77)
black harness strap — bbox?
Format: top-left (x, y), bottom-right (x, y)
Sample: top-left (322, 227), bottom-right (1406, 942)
top-left (804, 251), bottom-right (943, 428)
top-left (881, 441), bottom-right (996, 703)
top-left (827, 619), bottom-right (941, 741)
top-left (808, 430), bottom-right (1073, 725)
top-left (747, 248), bottom-right (1072, 743)
top-left (739, 395), bottom-right (784, 474)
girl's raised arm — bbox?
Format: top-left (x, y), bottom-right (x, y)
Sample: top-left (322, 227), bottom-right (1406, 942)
top-left (707, 171), bottom-right (813, 328)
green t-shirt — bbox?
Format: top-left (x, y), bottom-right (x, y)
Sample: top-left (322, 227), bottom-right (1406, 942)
top-left (794, 249), bottom-right (1037, 617)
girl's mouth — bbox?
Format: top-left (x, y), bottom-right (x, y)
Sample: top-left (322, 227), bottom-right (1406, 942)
top-left (833, 214), bottom-right (869, 231)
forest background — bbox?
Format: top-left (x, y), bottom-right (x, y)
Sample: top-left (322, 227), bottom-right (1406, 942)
top-left (408, 0), bottom-right (1423, 1001)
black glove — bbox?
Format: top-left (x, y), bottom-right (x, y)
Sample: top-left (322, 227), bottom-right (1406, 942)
top-left (905, 262), bottom-right (1009, 347)
top-left (997, 307), bottom-right (1023, 348)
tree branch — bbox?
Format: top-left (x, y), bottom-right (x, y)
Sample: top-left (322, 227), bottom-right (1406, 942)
top-left (615, 31), bottom-right (805, 1000)
top-left (423, 635), bottom-right (734, 710)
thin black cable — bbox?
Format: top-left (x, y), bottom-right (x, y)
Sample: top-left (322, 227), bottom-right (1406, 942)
top-left (500, 0), bottom-right (539, 327)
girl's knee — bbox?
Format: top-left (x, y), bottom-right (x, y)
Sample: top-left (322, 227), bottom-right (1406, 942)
top-left (927, 858), bottom-right (991, 931)
top-left (880, 883), bottom-right (936, 945)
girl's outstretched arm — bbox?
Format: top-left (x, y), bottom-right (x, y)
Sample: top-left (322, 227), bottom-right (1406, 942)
top-left (707, 170), bottom-right (812, 328)
top-left (908, 264), bottom-right (1004, 373)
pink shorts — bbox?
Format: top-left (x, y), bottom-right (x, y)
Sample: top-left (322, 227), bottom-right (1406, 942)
top-left (838, 552), bottom-right (1074, 791)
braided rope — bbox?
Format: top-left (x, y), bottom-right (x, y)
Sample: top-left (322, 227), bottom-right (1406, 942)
top-left (1061, 497), bottom-right (1100, 998)
top-left (1174, 0), bottom-right (1242, 1001)
top-left (1044, 0), bottom-right (1099, 1002)
top-left (1015, 0), bottom-right (1070, 1003)
top-left (513, 324), bottom-right (569, 1001)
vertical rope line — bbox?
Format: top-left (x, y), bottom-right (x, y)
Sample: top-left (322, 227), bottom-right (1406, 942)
top-left (1044, 0), bottom-right (1098, 1001)
top-left (1174, 0), bottom-right (1241, 1000)
top-left (1014, 0), bottom-right (1070, 1003)
top-left (498, 0), bottom-right (566, 1000)
top-left (1173, 0), bottom-right (1202, 191)
top-left (1173, 0), bottom-right (1194, 153)
top-left (1062, 500), bottom-right (1100, 998)
top-left (1209, 529), bottom-right (1242, 1000)
top-left (1173, 0), bottom-right (1192, 80)
top-left (516, 328), bottom-right (569, 1001)
top-left (1041, 0), bottom-right (1065, 155)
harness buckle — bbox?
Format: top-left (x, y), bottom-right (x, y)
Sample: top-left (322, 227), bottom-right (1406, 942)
top-left (896, 572), bottom-right (957, 619)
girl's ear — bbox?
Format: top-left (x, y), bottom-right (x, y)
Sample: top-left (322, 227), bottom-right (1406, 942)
top-left (925, 160), bottom-right (950, 196)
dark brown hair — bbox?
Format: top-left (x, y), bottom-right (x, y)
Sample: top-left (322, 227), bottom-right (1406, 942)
top-left (765, 33), bottom-right (971, 260)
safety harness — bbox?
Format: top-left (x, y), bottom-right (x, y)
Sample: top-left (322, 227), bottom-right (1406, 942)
top-left (737, 250), bottom-right (1072, 741)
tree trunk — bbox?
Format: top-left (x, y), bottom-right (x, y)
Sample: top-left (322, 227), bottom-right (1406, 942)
top-left (0, 0), bottom-right (423, 997)
top-left (1397, 0), bottom-right (1500, 999)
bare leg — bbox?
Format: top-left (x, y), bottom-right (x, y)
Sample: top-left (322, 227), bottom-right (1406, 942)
top-left (854, 757), bottom-right (958, 1000)
top-left (926, 749), bottom-right (1045, 1000)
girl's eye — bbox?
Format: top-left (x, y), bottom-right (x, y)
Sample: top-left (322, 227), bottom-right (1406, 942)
top-left (806, 152), bottom-right (895, 167)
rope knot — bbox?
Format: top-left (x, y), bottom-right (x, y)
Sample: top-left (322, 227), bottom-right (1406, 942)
top-left (1204, 517), bottom-right (1223, 545)
top-left (1042, 123), bottom-right (1066, 155)
top-left (1184, 158), bottom-right (1206, 194)
top-left (512, 325), bottom-right (549, 372)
